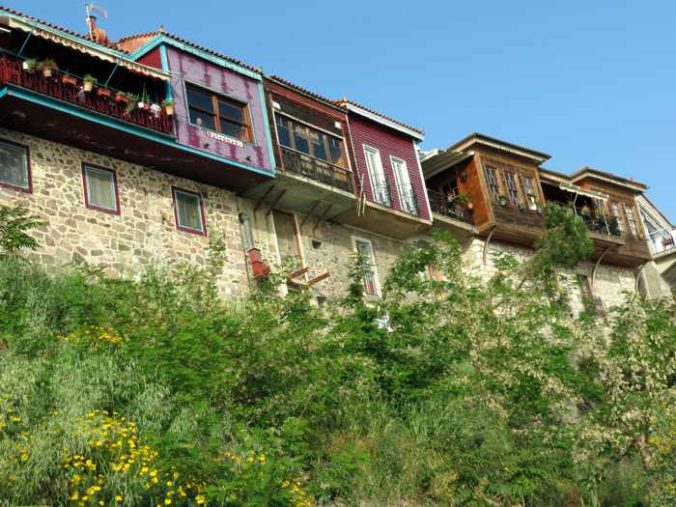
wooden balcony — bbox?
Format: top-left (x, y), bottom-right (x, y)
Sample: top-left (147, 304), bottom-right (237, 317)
top-left (428, 189), bottom-right (474, 225)
top-left (0, 56), bottom-right (173, 135)
top-left (280, 145), bottom-right (353, 193)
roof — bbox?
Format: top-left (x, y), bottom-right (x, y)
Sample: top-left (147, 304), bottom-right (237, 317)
top-left (0, 5), bottom-right (124, 51)
top-left (538, 167), bottom-right (570, 184)
top-left (448, 133), bottom-right (551, 163)
top-left (336, 99), bottom-right (424, 140)
top-left (421, 149), bottom-right (474, 180)
top-left (571, 166), bottom-right (648, 192)
top-left (116, 30), bottom-right (261, 74)
top-left (267, 75), bottom-right (347, 112)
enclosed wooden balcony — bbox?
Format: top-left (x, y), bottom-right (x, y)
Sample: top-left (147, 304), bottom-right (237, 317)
top-left (280, 145), bottom-right (353, 193)
top-left (0, 56), bottom-right (172, 134)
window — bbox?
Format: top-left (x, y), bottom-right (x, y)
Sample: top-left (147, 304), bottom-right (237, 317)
top-left (354, 237), bottom-right (380, 297)
top-left (520, 175), bottom-right (537, 209)
top-left (609, 201), bottom-right (624, 234)
top-left (391, 156), bottom-right (417, 215)
top-left (186, 84), bottom-right (251, 142)
top-left (363, 145), bottom-right (391, 206)
top-left (82, 164), bottom-right (119, 214)
top-left (623, 203), bottom-right (639, 238)
top-left (274, 114), bottom-right (346, 167)
top-left (0, 139), bottom-right (30, 192)
top-left (503, 171), bottom-right (520, 206)
top-left (484, 166), bottom-right (500, 201)
top-left (172, 187), bottom-right (206, 235)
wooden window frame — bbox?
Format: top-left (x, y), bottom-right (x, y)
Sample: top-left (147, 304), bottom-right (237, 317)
top-left (0, 138), bottom-right (32, 193)
top-left (484, 165), bottom-right (500, 201)
top-left (186, 83), bottom-right (252, 143)
top-left (352, 236), bottom-right (381, 298)
top-left (503, 170), bottom-right (521, 207)
top-left (81, 163), bottom-right (120, 215)
top-left (171, 186), bottom-right (207, 236)
top-left (623, 202), bottom-right (640, 238)
top-left (275, 113), bottom-right (347, 168)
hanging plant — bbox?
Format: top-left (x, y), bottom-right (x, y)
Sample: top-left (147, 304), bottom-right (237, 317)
top-left (83, 74), bottom-right (98, 92)
top-left (38, 58), bottom-right (58, 78)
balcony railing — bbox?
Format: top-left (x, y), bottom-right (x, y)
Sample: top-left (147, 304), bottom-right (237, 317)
top-left (280, 145), bottom-right (354, 193)
top-left (0, 56), bottom-right (173, 135)
top-left (427, 189), bottom-right (474, 225)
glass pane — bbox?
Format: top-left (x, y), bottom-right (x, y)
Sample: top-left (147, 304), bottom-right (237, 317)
top-left (327, 137), bottom-right (344, 166)
top-left (175, 191), bottom-right (203, 231)
top-left (189, 109), bottom-right (216, 130)
top-left (276, 116), bottom-right (291, 147)
top-left (218, 99), bottom-right (245, 123)
top-left (220, 119), bottom-right (248, 140)
top-left (293, 125), bottom-right (310, 154)
top-left (309, 131), bottom-right (327, 161)
top-left (0, 142), bottom-right (28, 189)
top-left (186, 87), bottom-right (214, 113)
top-left (85, 166), bottom-right (116, 211)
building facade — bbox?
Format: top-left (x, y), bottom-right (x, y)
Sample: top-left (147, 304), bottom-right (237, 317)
top-left (0, 6), bottom-right (672, 304)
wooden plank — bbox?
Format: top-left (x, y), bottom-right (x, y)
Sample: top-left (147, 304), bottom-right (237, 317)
top-left (306, 272), bottom-right (330, 286)
top-left (266, 189), bottom-right (287, 216)
top-left (287, 266), bottom-right (309, 280)
top-left (313, 203), bottom-right (333, 233)
top-left (254, 185), bottom-right (275, 212)
top-left (300, 200), bottom-right (321, 226)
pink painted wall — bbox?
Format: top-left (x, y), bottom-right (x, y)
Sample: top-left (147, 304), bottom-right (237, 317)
top-left (348, 114), bottom-right (430, 220)
top-left (166, 46), bottom-right (273, 173)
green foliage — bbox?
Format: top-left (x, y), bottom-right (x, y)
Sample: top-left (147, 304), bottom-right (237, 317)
top-left (0, 205), bottom-right (44, 257)
top-left (0, 204), bottom-right (673, 506)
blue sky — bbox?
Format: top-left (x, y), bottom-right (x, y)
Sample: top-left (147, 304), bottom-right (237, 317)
top-left (18, 0), bottom-right (676, 222)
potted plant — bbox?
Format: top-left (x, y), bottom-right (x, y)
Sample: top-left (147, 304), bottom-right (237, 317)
top-left (61, 73), bottom-right (78, 86)
top-left (124, 94), bottom-right (138, 114)
top-left (115, 91), bottom-right (130, 104)
top-left (137, 92), bottom-right (151, 111)
top-left (38, 58), bottom-right (58, 78)
top-left (498, 194), bottom-right (507, 207)
top-left (22, 58), bottom-right (39, 73)
top-left (162, 98), bottom-right (174, 116)
top-left (96, 87), bottom-right (112, 99)
top-left (83, 74), bottom-right (97, 92)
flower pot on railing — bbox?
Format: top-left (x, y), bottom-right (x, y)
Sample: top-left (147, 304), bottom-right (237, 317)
top-left (162, 99), bottom-right (174, 116)
top-left (115, 92), bottom-right (130, 105)
top-left (61, 75), bottom-right (78, 87)
top-left (96, 88), bottom-right (111, 99)
top-left (38, 59), bottom-right (58, 78)
top-left (83, 75), bottom-right (97, 92)
top-left (498, 195), bottom-right (507, 207)
top-left (22, 59), bottom-right (38, 73)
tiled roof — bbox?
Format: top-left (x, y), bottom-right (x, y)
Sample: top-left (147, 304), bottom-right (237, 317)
top-left (336, 98), bottom-right (424, 136)
top-left (571, 166), bottom-right (648, 191)
top-left (267, 75), bottom-right (346, 111)
top-left (116, 30), bottom-right (261, 73)
top-left (0, 5), bottom-right (123, 51)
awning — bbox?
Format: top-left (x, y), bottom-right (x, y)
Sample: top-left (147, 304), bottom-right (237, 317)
top-left (559, 182), bottom-right (608, 201)
top-left (2, 16), bottom-right (169, 81)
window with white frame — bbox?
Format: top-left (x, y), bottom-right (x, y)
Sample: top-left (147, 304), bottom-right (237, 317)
top-left (354, 237), bottom-right (380, 297)
top-left (363, 145), bottom-right (390, 207)
top-left (391, 156), bottom-right (417, 215)
top-left (172, 187), bottom-right (206, 235)
top-left (0, 140), bottom-right (30, 191)
top-left (82, 164), bottom-right (119, 214)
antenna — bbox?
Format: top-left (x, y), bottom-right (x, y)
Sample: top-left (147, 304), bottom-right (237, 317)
top-left (85, 3), bottom-right (108, 38)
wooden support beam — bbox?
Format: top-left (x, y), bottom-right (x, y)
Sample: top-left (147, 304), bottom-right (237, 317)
top-left (287, 266), bottom-right (309, 280)
top-left (591, 246), bottom-right (612, 296)
top-left (266, 189), bottom-right (287, 216)
top-left (306, 272), bottom-right (330, 286)
top-left (253, 185), bottom-right (275, 213)
top-left (313, 204), bottom-right (333, 233)
top-left (483, 225), bottom-right (497, 266)
top-left (300, 200), bottom-right (321, 227)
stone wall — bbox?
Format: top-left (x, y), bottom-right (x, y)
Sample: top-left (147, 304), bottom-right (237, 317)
top-left (0, 128), bottom-right (249, 298)
top-left (0, 128), bottom-right (643, 307)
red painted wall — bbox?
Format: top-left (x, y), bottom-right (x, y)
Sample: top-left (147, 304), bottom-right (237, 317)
top-left (137, 48), bottom-right (162, 69)
top-left (347, 114), bottom-right (430, 220)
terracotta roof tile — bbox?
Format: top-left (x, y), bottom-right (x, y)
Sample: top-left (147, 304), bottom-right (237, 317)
top-left (116, 30), bottom-right (261, 73)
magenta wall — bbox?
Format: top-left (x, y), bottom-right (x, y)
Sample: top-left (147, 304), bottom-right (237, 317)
top-left (348, 114), bottom-right (430, 221)
top-left (166, 47), bottom-right (273, 173)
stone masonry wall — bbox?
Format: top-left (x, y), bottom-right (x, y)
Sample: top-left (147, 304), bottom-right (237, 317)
top-left (0, 128), bottom-right (249, 298)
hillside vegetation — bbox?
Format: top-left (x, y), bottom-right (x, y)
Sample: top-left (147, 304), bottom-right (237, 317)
top-left (0, 204), bottom-right (674, 506)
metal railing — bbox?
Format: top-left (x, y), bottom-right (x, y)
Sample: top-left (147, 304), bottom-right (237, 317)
top-left (0, 56), bottom-right (173, 135)
top-left (427, 189), bottom-right (474, 224)
top-left (280, 146), bottom-right (354, 193)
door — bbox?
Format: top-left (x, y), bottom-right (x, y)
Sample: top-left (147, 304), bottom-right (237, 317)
top-left (273, 211), bottom-right (302, 269)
